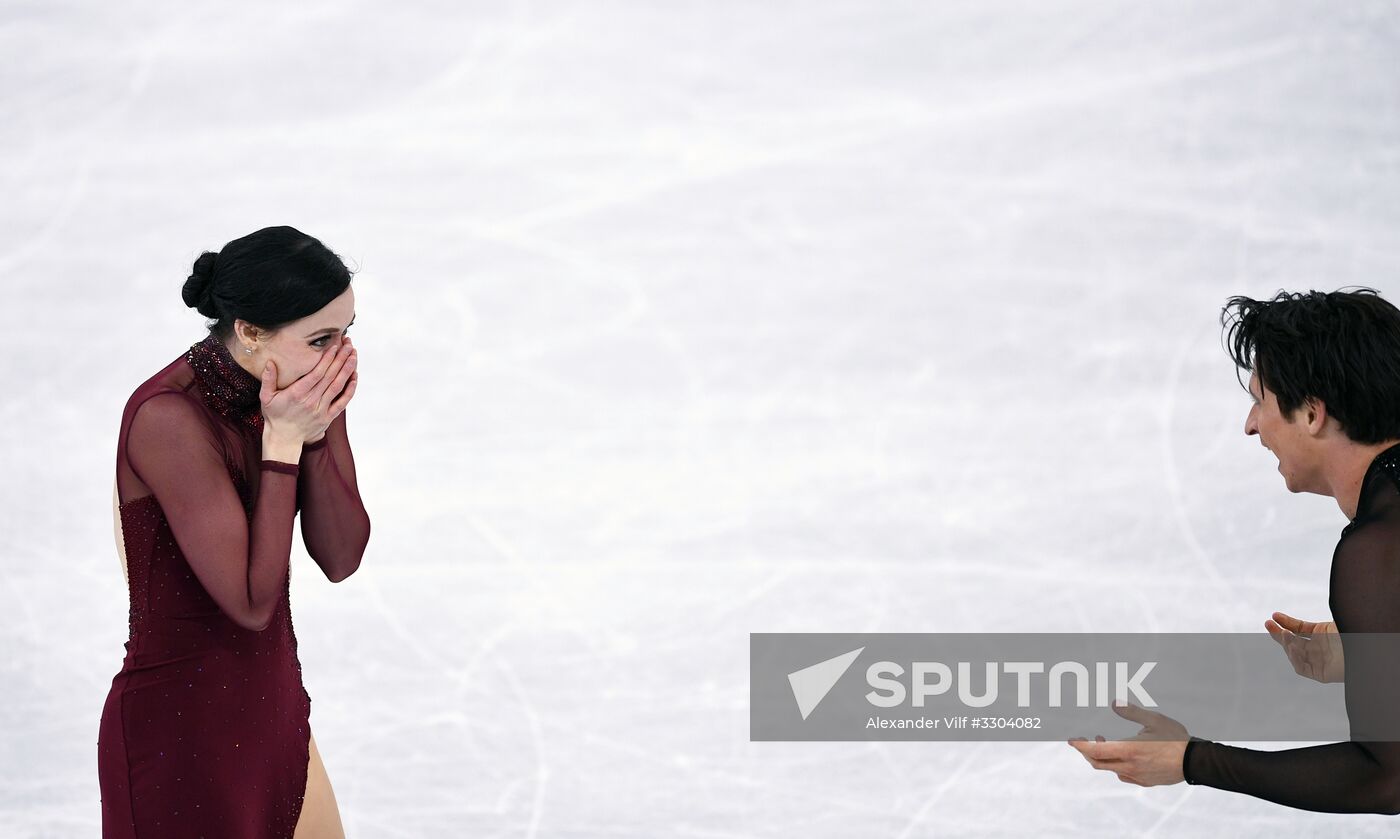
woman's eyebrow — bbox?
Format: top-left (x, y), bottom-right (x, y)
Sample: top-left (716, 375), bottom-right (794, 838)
top-left (305, 313), bottom-right (356, 338)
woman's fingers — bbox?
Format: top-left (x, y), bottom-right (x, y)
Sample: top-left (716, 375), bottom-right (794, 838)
top-left (293, 342), bottom-right (350, 415)
top-left (319, 347), bottom-right (356, 413)
top-left (313, 343), bottom-right (353, 405)
top-left (288, 338), bottom-right (344, 400)
top-left (326, 369), bottom-right (357, 419)
top-left (321, 347), bottom-right (356, 414)
top-left (260, 359), bottom-right (278, 403)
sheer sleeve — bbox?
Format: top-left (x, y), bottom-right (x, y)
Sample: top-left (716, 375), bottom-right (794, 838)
top-left (1182, 518), bottom-right (1400, 814)
top-left (296, 409), bottom-right (370, 582)
top-left (126, 391), bottom-right (301, 632)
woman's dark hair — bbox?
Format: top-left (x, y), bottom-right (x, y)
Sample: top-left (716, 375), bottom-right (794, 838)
top-left (181, 225), bottom-right (353, 341)
top-left (1221, 287), bottom-right (1400, 444)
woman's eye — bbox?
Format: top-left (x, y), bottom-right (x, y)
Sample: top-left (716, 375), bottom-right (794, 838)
top-left (312, 327), bottom-right (351, 349)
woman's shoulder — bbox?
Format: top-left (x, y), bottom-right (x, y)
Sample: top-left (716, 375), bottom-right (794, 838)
top-left (119, 347), bottom-right (202, 426)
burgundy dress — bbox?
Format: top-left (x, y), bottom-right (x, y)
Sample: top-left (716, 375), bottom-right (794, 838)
top-left (98, 334), bottom-right (370, 838)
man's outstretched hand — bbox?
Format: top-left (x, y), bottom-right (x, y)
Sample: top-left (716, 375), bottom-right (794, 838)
top-left (1266, 611), bottom-right (1344, 684)
top-left (1067, 701), bottom-right (1189, 787)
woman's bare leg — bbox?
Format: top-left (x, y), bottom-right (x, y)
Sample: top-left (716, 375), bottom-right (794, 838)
top-left (113, 478), bottom-right (128, 585)
top-left (294, 729), bottom-right (345, 838)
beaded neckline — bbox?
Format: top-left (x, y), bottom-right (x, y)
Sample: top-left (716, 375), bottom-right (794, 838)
top-left (186, 333), bottom-right (264, 436)
top-left (1360, 440), bottom-right (1400, 497)
top-left (1342, 440), bottom-right (1400, 537)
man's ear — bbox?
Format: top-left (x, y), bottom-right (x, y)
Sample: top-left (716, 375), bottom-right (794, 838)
top-left (1304, 396), bottom-right (1328, 435)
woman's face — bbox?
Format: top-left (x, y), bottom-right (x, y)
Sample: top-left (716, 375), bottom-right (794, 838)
top-left (234, 286), bottom-right (356, 389)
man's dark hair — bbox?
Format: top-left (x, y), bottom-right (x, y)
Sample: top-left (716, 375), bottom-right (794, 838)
top-left (1221, 287), bottom-right (1400, 445)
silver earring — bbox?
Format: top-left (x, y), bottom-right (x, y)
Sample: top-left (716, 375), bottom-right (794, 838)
top-left (244, 348), bottom-right (252, 354)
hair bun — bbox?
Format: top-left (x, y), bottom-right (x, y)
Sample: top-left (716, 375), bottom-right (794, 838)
top-left (182, 251), bottom-right (221, 318)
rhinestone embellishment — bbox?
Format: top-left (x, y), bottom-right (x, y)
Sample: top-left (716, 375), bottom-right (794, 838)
top-left (186, 334), bottom-right (264, 436)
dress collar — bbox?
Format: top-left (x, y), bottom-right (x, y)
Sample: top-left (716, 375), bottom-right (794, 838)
top-left (1346, 440), bottom-right (1400, 531)
top-left (186, 333), bottom-right (263, 436)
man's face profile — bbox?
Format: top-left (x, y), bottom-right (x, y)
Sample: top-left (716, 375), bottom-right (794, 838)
top-left (1244, 369), bottom-right (1309, 493)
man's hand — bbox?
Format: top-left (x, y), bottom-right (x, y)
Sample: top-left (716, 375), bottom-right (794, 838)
top-left (1265, 611), bottom-right (1344, 684)
top-left (1067, 701), bottom-right (1189, 787)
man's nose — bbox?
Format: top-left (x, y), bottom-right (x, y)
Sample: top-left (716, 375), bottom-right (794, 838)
top-left (1244, 407), bottom-right (1259, 436)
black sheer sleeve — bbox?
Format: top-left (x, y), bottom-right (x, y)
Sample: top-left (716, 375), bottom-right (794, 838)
top-left (1182, 502), bottom-right (1400, 814)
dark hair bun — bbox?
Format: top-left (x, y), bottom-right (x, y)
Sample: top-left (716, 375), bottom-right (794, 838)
top-left (182, 251), bottom-right (220, 318)
top-left (184, 227), bottom-right (353, 339)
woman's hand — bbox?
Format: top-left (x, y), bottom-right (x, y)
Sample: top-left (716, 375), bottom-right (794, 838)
top-left (1266, 611), bottom-right (1344, 684)
top-left (260, 336), bottom-right (358, 445)
top-left (304, 336), bottom-right (359, 445)
top-left (1067, 702), bottom-right (1189, 787)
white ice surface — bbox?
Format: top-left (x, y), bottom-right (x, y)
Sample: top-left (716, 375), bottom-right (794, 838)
top-left (4, 1), bottom-right (1400, 836)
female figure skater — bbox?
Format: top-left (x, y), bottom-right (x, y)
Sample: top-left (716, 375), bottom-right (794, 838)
top-left (98, 225), bottom-right (371, 837)
top-left (1067, 288), bottom-right (1400, 814)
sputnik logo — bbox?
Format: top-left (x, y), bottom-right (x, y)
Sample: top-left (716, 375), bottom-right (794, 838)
top-left (787, 647), bottom-right (865, 720)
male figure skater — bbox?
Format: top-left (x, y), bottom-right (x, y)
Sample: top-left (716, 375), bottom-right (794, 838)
top-left (1068, 288), bottom-right (1400, 814)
